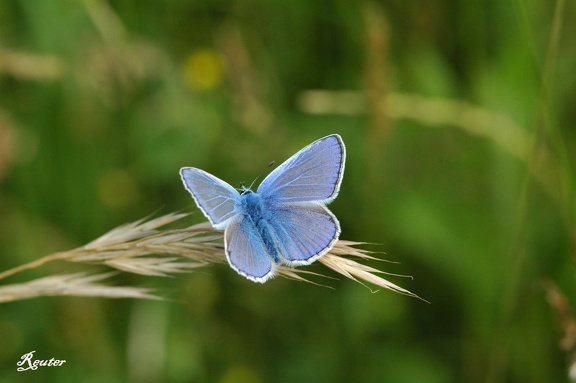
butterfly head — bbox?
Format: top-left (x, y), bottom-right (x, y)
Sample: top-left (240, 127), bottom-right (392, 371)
top-left (239, 182), bottom-right (253, 195)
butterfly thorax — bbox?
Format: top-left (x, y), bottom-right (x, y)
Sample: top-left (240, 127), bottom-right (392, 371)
top-left (239, 191), bottom-right (281, 264)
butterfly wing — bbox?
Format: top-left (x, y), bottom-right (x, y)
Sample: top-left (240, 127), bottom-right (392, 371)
top-left (257, 134), bottom-right (345, 204)
top-left (266, 202), bottom-right (340, 266)
top-left (225, 216), bottom-right (275, 283)
top-left (180, 167), bottom-right (240, 230)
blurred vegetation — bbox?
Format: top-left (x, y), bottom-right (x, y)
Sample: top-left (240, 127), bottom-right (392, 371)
top-left (0, 0), bottom-right (575, 382)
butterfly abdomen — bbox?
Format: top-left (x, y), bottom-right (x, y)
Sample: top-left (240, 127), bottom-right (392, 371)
top-left (240, 191), bottom-right (281, 264)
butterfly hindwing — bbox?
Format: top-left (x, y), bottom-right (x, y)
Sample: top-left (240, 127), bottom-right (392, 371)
top-left (257, 134), bottom-right (345, 204)
top-left (225, 216), bottom-right (275, 282)
top-left (266, 202), bottom-right (340, 266)
top-left (180, 167), bottom-right (240, 230)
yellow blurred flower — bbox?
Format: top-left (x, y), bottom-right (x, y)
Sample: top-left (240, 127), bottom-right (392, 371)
top-left (183, 49), bottom-right (224, 92)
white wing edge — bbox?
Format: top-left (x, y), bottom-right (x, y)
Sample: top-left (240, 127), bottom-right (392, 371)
top-left (322, 134), bottom-right (346, 204)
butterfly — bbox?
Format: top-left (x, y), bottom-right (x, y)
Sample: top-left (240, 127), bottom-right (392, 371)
top-left (180, 134), bottom-right (345, 283)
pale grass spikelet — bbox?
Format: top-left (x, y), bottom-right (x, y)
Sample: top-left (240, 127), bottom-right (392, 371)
top-left (0, 273), bottom-right (158, 303)
top-left (0, 213), bottom-right (421, 302)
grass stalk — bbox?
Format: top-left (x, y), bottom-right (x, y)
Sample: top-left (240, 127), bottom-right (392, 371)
top-left (0, 212), bottom-right (421, 303)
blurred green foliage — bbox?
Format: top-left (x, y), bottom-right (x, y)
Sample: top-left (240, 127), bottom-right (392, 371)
top-left (1, 0), bottom-right (575, 382)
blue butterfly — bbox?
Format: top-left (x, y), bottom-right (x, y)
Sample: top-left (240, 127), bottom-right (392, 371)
top-left (180, 134), bottom-right (346, 283)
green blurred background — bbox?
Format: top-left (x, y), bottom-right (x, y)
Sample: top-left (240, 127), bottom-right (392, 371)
top-left (1, 0), bottom-right (575, 382)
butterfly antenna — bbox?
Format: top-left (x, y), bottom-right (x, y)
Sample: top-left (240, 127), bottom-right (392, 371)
top-left (247, 161), bottom-right (275, 190)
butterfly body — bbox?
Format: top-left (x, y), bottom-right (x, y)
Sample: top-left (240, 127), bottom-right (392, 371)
top-left (238, 190), bottom-right (282, 264)
top-left (180, 134), bottom-right (346, 283)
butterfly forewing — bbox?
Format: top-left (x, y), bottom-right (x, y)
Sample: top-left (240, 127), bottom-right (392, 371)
top-left (266, 203), bottom-right (340, 265)
top-left (180, 168), bottom-right (240, 230)
top-left (257, 135), bottom-right (345, 204)
top-left (225, 216), bottom-right (275, 282)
